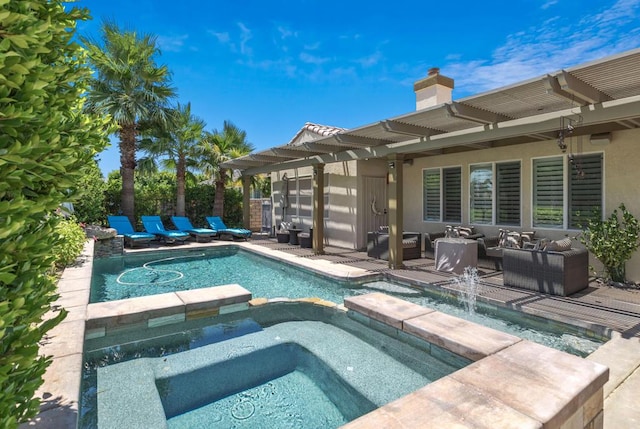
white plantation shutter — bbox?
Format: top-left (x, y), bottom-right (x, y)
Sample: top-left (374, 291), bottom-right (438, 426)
top-left (533, 157), bottom-right (564, 228)
top-left (496, 161), bottom-right (521, 226)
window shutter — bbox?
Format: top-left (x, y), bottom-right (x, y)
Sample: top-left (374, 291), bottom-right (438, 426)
top-left (569, 153), bottom-right (602, 228)
top-left (443, 167), bottom-right (461, 223)
top-left (470, 165), bottom-right (493, 224)
top-left (533, 157), bottom-right (563, 227)
top-left (496, 162), bottom-right (521, 226)
top-left (423, 169), bottom-right (440, 221)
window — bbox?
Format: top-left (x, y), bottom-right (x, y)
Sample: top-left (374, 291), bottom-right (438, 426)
top-left (469, 164), bottom-right (493, 224)
top-left (422, 167), bottom-right (461, 222)
top-left (323, 173), bottom-right (330, 219)
top-left (469, 161), bottom-right (522, 226)
top-left (496, 162), bottom-right (521, 226)
top-left (533, 154), bottom-right (602, 229)
top-left (443, 168), bottom-right (462, 223)
top-left (570, 154), bottom-right (603, 228)
top-left (423, 169), bottom-right (440, 221)
top-left (298, 177), bottom-right (312, 218)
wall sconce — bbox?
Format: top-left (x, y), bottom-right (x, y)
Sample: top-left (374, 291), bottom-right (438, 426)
top-left (388, 161), bottom-right (395, 169)
top-left (313, 167), bottom-right (317, 178)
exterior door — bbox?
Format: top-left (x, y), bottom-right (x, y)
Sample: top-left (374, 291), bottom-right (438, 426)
top-left (363, 176), bottom-right (388, 234)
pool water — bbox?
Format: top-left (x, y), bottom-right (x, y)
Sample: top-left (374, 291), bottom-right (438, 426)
top-left (81, 312), bottom-right (463, 429)
top-left (91, 247), bottom-right (358, 303)
top-left (167, 370), bottom-right (348, 429)
top-left (91, 247), bottom-right (605, 357)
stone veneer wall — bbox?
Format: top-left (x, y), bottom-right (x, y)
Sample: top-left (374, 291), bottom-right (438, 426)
top-left (249, 199), bottom-right (262, 231)
top-left (93, 236), bottom-right (124, 258)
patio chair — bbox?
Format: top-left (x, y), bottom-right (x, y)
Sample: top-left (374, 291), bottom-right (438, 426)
top-left (171, 216), bottom-right (217, 242)
top-left (205, 216), bottom-right (252, 240)
top-left (107, 215), bottom-right (156, 248)
top-left (141, 216), bottom-right (190, 244)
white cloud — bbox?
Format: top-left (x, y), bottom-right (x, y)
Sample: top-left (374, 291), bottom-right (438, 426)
top-left (209, 31), bottom-right (230, 44)
top-left (541, 0), bottom-right (558, 10)
top-left (299, 52), bottom-right (331, 65)
top-left (238, 22), bottom-right (253, 56)
top-left (355, 51), bottom-right (383, 68)
top-left (156, 34), bottom-right (188, 52)
top-left (277, 25), bottom-right (297, 40)
top-left (444, 0), bottom-right (640, 95)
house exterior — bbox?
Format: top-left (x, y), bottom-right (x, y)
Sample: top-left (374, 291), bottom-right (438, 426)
top-left (225, 48), bottom-right (640, 282)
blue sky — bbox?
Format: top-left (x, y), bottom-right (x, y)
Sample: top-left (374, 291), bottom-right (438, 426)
top-left (75, 0), bottom-right (640, 176)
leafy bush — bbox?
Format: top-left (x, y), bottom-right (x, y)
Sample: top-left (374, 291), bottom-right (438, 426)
top-left (0, 1), bottom-right (108, 426)
top-left (51, 217), bottom-right (88, 269)
top-left (578, 203), bottom-right (640, 283)
top-left (72, 159), bottom-right (107, 225)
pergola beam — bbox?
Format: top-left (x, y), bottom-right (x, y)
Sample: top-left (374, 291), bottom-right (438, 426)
top-left (302, 142), bottom-right (339, 153)
top-left (379, 120), bottom-right (437, 137)
top-left (446, 101), bottom-right (511, 124)
top-left (334, 133), bottom-right (387, 147)
top-left (557, 70), bottom-right (612, 104)
top-left (270, 147), bottom-right (312, 158)
top-left (544, 71), bottom-right (612, 105)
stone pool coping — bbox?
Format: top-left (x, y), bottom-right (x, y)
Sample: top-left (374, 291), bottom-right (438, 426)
top-left (24, 240), bottom-right (640, 428)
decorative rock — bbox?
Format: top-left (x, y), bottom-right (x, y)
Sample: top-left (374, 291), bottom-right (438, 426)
top-left (84, 225), bottom-right (117, 240)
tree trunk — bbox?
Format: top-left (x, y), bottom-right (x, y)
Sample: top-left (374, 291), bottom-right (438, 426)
top-left (119, 124), bottom-right (137, 225)
top-left (213, 169), bottom-right (227, 217)
top-left (176, 157), bottom-right (186, 217)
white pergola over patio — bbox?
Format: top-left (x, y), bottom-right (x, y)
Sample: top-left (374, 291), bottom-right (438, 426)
top-left (223, 48), bottom-right (640, 268)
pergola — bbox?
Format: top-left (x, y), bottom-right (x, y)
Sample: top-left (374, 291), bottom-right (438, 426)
top-left (222, 48), bottom-right (640, 269)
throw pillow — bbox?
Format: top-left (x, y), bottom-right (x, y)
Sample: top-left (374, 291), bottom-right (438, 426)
top-left (520, 231), bottom-right (535, 244)
top-left (457, 226), bottom-right (475, 238)
top-left (555, 237), bottom-right (572, 251)
top-left (497, 229), bottom-right (509, 247)
top-left (506, 231), bottom-right (521, 248)
top-left (445, 225), bottom-right (459, 238)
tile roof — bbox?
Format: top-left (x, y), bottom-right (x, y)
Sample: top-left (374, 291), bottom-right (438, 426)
top-left (287, 122), bottom-right (347, 146)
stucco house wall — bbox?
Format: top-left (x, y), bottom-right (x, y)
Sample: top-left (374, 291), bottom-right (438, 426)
top-left (403, 127), bottom-right (640, 282)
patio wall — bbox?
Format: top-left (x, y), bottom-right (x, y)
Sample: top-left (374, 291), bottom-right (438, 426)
top-left (402, 127), bottom-right (640, 282)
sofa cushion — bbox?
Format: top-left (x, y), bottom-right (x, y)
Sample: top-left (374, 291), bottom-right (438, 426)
top-left (457, 226), bottom-right (475, 237)
top-left (402, 237), bottom-right (418, 248)
top-left (545, 237), bottom-right (572, 252)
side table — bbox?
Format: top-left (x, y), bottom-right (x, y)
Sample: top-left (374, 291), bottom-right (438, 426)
top-left (435, 238), bottom-right (478, 274)
top-left (288, 228), bottom-right (302, 245)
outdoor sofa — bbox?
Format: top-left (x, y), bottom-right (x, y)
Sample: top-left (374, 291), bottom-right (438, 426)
top-left (502, 243), bottom-right (589, 296)
top-left (367, 230), bottom-right (422, 261)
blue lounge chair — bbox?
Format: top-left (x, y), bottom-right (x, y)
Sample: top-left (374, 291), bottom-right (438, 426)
top-left (206, 216), bottom-right (252, 240)
top-left (141, 216), bottom-right (190, 244)
top-left (107, 215), bottom-right (156, 248)
top-left (171, 216), bottom-right (217, 242)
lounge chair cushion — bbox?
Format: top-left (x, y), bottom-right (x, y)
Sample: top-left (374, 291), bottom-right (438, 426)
top-left (141, 216), bottom-right (189, 242)
top-left (206, 216), bottom-right (252, 239)
top-left (107, 216), bottom-right (155, 247)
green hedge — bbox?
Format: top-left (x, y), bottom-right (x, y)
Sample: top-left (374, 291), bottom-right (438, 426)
top-left (0, 1), bottom-right (108, 426)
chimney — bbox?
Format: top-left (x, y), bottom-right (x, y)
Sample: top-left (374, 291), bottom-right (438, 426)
top-left (413, 67), bottom-right (454, 110)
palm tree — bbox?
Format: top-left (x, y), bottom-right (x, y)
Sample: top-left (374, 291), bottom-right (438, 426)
top-left (139, 102), bottom-right (205, 216)
top-left (82, 22), bottom-right (176, 223)
top-left (199, 121), bottom-right (254, 217)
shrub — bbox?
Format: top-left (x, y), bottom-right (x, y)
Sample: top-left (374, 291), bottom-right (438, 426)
top-left (0, 1), bottom-right (108, 426)
top-left (51, 217), bottom-right (88, 269)
top-left (578, 203), bottom-right (640, 283)
top-left (72, 159), bottom-right (107, 225)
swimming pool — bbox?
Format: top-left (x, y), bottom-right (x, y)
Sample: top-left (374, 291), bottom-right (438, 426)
top-left (91, 247), bottom-right (361, 303)
top-left (80, 304), bottom-right (465, 429)
top-left (91, 247), bottom-right (605, 357)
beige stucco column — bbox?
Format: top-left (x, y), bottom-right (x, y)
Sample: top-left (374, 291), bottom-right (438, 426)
top-left (313, 163), bottom-right (325, 255)
top-left (242, 175), bottom-right (251, 231)
top-left (387, 154), bottom-right (404, 269)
